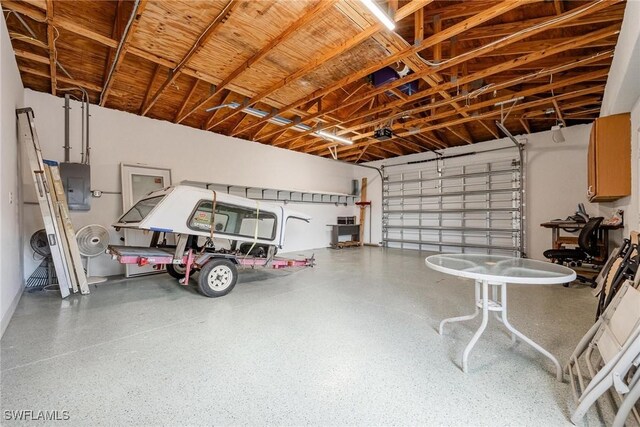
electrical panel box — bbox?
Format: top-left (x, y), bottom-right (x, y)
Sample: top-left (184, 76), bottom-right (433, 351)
top-left (60, 162), bottom-right (91, 211)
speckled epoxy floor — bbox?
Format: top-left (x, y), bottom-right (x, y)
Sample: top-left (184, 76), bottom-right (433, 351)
top-left (1, 248), bottom-right (614, 425)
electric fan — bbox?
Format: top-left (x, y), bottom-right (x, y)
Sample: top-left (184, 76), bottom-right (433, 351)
top-left (76, 224), bottom-right (110, 284)
top-left (30, 229), bottom-right (51, 258)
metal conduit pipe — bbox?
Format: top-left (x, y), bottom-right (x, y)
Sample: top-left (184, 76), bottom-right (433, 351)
top-left (59, 87), bottom-right (90, 164)
top-left (100, 0), bottom-right (141, 105)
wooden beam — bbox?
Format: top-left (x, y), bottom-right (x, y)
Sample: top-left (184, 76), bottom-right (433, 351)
top-left (45, 0), bottom-right (55, 95)
top-left (174, 79), bottom-right (200, 123)
top-left (103, 0), bottom-right (123, 89)
top-left (552, 99), bottom-right (566, 126)
top-left (554, 0), bottom-right (564, 15)
top-left (138, 64), bottom-right (163, 115)
top-left (320, 19), bottom-right (619, 136)
top-left (519, 118), bottom-right (531, 134)
top-left (140, 0), bottom-right (236, 116)
top-left (338, 85), bottom-right (606, 156)
top-left (18, 64), bottom-right (103, 93)
top-left (307, 2), bottom-right (620, 137)
top-left (202, 89), bottom-right (234, 129)
top-left (432, 14), bottom-right (441, 61)
top-left (207, 21), bottom-right (387, 129)
top-left (414, 7), bottom-right (424, 43)
top-left (306, 68), bottom-right (609, 155)
top-left (446, 126), bottom-right (472, 144)
top-left (478, 120), bottom-right (499, 139)
top-left (100, 0), bottom-right (148, 106)
top-left (458, 3), bottom-right (624, 41)
top-left (249, 3), bottom-right (520, 139)
top-left (176, 0), bottom-right (338, 123)
top-left (233, 0), bottom-right (556, 138)
top-left (212, 0), bottom-right (441, 131)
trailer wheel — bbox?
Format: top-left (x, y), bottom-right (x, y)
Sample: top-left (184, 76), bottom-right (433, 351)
top-left (166, 263), bottom-right (192, 279)
top-left (198, 259), bottom-right (237, 297)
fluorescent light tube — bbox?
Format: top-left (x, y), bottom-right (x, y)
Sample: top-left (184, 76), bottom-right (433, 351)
top-left (315, 130), bottom-right (353, 145)
top-left (360, 0), bottom-right (395, 30)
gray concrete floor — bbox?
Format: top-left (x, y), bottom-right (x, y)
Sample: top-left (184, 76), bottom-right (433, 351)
top-left (0, 248), bottom-right (611, 425)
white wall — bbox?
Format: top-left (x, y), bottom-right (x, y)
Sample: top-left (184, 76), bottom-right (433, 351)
top-left (362, 124), bottom-right (594, 261)
top-left (598, 0), bottom-right (640, 237)
top-left (22, 89), bottom-right (358, 278)
top-left (0, 15), bottom-right (25, 336)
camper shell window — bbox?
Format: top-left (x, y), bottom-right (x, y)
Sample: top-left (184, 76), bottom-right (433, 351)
top-left (188, 200), bottom-right (277, 240)
top-left (119, 196), bottom-right (164, 223)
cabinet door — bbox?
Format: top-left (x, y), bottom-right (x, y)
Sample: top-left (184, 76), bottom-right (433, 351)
top-left (587, 123), bottom-right (597, 199)
top-left (594, 113), bottom-right (631, 200)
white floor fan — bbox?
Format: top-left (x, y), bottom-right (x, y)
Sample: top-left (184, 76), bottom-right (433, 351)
top-left (76, 224), bottom-right (110, 285)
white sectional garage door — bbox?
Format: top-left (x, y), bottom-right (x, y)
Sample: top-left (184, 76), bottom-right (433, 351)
top-left (382, 149), bottom-right (524, 256)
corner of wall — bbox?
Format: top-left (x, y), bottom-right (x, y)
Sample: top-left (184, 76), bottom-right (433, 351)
top-left (1, 12), bottom-right (26, 337)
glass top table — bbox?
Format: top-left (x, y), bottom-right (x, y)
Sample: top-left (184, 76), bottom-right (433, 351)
top-left (426, 254), bottom-right (576, 284)
top-left (425, 254), bottom-right (576, 381)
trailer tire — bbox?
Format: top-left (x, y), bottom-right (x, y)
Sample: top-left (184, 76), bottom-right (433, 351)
top-left (166, 263), bottom-right (192, 279)
top-left (197, 259), bottom-right (238, 297)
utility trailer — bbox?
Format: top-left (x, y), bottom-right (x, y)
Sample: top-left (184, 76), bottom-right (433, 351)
top-left (107, 185), bottom-right (315, 297)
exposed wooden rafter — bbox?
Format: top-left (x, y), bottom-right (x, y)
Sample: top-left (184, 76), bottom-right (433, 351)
top-left (177, 0), bottom-right (339, 124)
top-left (2, 0), bottom-right (624, 162)
top-left (140, 0), bottom-right (236, 116)
top-left (100, 0), bottom-right (148, 106)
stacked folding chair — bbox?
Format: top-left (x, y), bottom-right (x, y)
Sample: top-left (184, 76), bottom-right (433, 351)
top-left (566, 230), bottom-right (640, 426)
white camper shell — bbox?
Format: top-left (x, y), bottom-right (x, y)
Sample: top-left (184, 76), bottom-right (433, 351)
top-left (107, 185), bottom-right (314, 297)
top-left (114, 185), bottom-right (311, 247)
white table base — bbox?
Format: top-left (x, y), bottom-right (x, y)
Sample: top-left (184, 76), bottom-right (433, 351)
top-left (439, 279), bottom-right (563, 381)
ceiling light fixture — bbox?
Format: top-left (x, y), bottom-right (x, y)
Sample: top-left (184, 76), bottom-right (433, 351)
top-left (551, 123), bottom-right (565, 143)
top-left (360, 0), bottom-right (395, 30)
top-left (316, 130), bottom-right (353, 145)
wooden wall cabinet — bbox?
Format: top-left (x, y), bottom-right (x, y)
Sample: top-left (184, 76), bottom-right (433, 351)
top-left (587, 112), bottom-right (631, 202)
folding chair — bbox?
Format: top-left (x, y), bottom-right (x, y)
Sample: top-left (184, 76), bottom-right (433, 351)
top-left (612, 370), bottom-right (640, 427)
top-left (566, 281), bottom-right (640, 424)
top-left (597, 241), bottom-right (638, 318)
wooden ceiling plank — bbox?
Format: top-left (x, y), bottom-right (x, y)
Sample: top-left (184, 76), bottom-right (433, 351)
top-left (337, 85), bottom-right (606, 156)
top-left (307, 69), bottom-right (608, 155)
top-left (458, 3), bottom-right (624, 41)
top-left (174, 79), bottom-right (200, 123)
top-left (18, 64), bottom-right (103, 93)
top-left (176, 0), bottom-right (339, 124)
top-left (239, 0), bottom-right (582, 139)
top-left (478, 120), bottom-right (499, 139)
top-left (288, 1), bottom-right (620, 136)
top-left (226, 0), bottom-right (447, 134)
top-left (302, 51), bottom-right (613, 147)
top-left (202, 89), bottom-right (234, 129)
top-left (355, 146), bottom-right (370, 163)
top-left (250, 120), bottom-right (275, 141)
top-left (45, 0), bottom-right (55, 95)
top-left (141, 0), bottom-right (237, 116)
top-left (103, 0), bottom-right (124, 89)
top-left (522, 98), bottom-right (601, 118)
top-left (326, 20), bottom-right (620, 135)
top-left (445, 126), bottom-right (471, 144)
top-left (138, 64), bottom-right (163, 115)
top-left (252, 0), bottom-right (516, 143)
top-left (206, 20), bottom-right (388, 130)
top-left (100, 0), bottom-right (148, 106)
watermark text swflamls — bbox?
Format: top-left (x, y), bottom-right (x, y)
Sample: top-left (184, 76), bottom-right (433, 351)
top-left (4, 410), bottom-right (70, 421)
